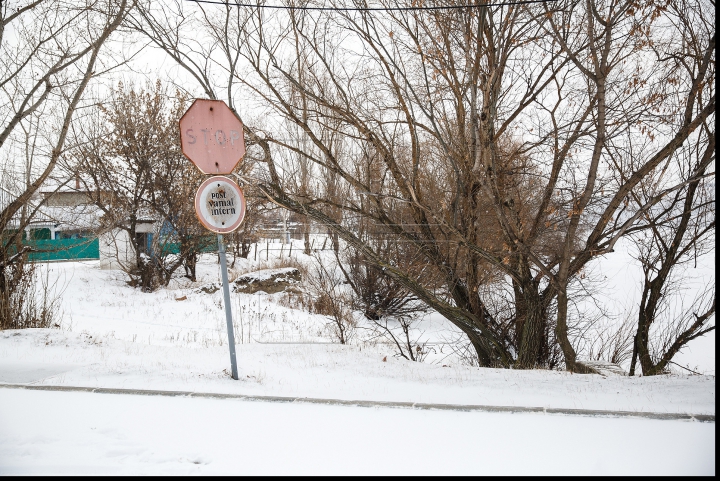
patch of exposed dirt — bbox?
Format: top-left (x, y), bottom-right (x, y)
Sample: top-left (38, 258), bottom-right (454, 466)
top-left (232, 267), bottom-right (301, 294)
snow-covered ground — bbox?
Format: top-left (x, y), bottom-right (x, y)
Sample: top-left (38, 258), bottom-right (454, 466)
top-left (0, 388), bottom-right (714, 475)
top-left (0, 253), bottom-right (715, 474)
top-left (0, 326), bottom-right (715, 414)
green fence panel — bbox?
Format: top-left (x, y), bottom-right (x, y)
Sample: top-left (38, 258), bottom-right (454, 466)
top-left (6, 233), bottom-right (217, 262)
top-left (160, 241), bottom-right (181, 255)
top-left (26, 238), bottom-right (100, 262)
top-left (157, 236), bottom-right (217, 255)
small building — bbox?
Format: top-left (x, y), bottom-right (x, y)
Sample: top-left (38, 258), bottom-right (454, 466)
top-left (6, 177), bottom-right (218, 267)
top-left (4, 182), bottom-right (103, 262)
top-left (5, 180), bottom-right (159, 267)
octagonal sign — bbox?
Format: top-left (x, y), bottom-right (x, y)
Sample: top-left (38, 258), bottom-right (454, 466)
top-left (180, 99), bottom-right (245, 174)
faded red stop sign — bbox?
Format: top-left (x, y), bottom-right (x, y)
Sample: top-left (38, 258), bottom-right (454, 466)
top-left (180, 99), bottom-right (246, 174)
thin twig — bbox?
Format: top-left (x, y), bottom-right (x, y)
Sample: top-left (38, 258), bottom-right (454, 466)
top-left (669, 360), bottom-right (704, 376)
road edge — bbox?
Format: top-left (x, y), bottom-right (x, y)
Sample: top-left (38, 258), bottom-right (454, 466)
top-left (0, 383), bottom-right (713, 423)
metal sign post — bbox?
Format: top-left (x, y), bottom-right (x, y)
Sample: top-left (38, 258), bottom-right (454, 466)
top-left (192, 176), bottom-right (246, 381)
top-left (217, 234), bottom-right (238, 380)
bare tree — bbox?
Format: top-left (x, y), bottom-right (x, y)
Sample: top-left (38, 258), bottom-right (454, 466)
top-left (627, 122), bottom-right (715, 375)
top-left (540, 0), bottom-right (715, 372)
top-left (0, 0), bottom-right (132, 327)
top-left (148, 90), bottom-right (217, 283)
top-left (130, 0), bottom-right (714, 372)
top-left (73, 81), bottom-right (210, 290)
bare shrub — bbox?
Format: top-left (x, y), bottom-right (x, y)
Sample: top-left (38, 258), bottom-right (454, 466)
top-left (304, 253), bottom-right (356, 344)
top-left (325, 238), bottom-right (433, 360)
top-left (581, 316), bottom-right (636, 368)
top-left (0, 258), bottom-right (63, 330)
top-left (441, 337), bottom-right (485, 368)
top-left (274, 288), bottom-right (312, 313)
top-left (367, 315), bottom-right (435, 362)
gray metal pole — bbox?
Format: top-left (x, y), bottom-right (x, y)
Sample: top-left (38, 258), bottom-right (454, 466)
top-left (217, 234), bottom-right (239, 380)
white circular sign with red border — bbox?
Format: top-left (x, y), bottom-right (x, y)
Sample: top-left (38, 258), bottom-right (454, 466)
top-left (194, 176), bottom-right (246, 234)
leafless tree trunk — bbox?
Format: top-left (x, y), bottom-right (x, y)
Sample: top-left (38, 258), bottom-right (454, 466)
top-left (628, 121), bottom-right (715, 376)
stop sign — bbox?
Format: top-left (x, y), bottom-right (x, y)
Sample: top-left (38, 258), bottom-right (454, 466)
top-left (179, 99), bottom-right (246, 174)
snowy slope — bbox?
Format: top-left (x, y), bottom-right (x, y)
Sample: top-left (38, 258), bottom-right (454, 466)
top-left (0, 258), bottom-right (714, 414)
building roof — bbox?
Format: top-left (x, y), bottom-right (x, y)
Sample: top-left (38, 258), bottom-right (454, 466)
top-left (6, 203), bottom-right (157, 231)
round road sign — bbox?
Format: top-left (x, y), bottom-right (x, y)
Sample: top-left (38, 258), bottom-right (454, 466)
top-left (194, 176), bottom-right (246, 234)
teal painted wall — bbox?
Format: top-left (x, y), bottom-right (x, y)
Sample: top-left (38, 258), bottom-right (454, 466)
top-left (157, 236), bottom-right (217, 255)
top-left (4, 232), bottom-right (217, 262)
top-left (25, 238), bottom-right (100, 261)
